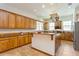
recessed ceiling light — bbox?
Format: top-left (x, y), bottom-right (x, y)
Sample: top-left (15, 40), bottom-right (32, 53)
top-left (42, 4), bottom-right (45, 8)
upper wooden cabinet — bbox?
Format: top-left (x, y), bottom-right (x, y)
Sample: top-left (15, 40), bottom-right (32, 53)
top-left (29, 19), bottom-right (33, 29)
top-left (29, 19), bottom-right (36, 29)
top-left (0, 9), bottom-right (37, 29)
top-left (0, 10), bottom-right (9, 28)
top-left (8, 13), bottom-right (16, 28)
top-left (16, 15), bottom-right (22, 28)
top-left (21, 16), bottom-right (25, 28)
top-left (25, 18), bottom-right (30, 29)
top-left (33, 20), bottom-right (36, 29)
top-left (16, 16), bottom-right (25, 29)
top-left (0, 10), bottom-right (4, 28)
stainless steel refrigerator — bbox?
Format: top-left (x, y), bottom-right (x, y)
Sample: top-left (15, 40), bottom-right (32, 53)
top-left (74, 22), bottom-right (79, 50)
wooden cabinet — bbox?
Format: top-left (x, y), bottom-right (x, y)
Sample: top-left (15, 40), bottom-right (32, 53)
top-left (0, 38), bottom-right (9, 52)
top-left (16, 15), bottom-right (22, 28)
top-left (57, 32), bottom-right (73, 41)
top-left (21, 16), bottom-right (25, 28)
top-left (43, 21), bottom-right (49, 30)
top-left (0, 10), bottom-right (8, 28)
top-left (0, 32), bottom-right (33, 53)
top-left (17, 36), bottom-right (25, 46)
top-left (1, 11), bottom-right (9, 28)
top-left (16, 15), bottom-right (26, 29)
top-left (24, 34), bottom-right (29, 44)
top-left (9, 37), bottom-right (18, 49)
top-left (33, 20), bottom-right (36, 29)
top-left (0, 10), bottom-right (3, 28)
top-left (27, 19), bottom-right (36, 29)
top-left (8, 13), bottom-right (16, 28)
top-left (0, 9), bottom-right (36, 29)
top-left (25, 18), bottom-right (30, 29)
top-left (29, 19), bottom-right (33, 29)
top-left (28, 33), bottom-right (32, 43)
top-left (64, 32), bottom-right (73, 41)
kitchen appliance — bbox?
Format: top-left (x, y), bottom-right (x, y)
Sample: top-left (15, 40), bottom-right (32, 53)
top-left (74, 22), bottom-right (79, 50)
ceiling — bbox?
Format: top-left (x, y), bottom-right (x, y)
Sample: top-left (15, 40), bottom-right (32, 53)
top-left (1, 3), bottom-right (79, 21)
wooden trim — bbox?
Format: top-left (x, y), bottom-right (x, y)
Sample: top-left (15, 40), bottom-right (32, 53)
top-left (31, 47), bottom-right (53, 56)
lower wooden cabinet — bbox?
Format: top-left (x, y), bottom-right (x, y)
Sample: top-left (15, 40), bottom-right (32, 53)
top-left (24, 35), bottom-right (29, 44)
top-left (9, 37), bottom-right (18, 49)
top-left (0, 32), bottom-right (33, 53)
top-left (17, 36), bottom-right (25, 46)
top-left (28, 33), bottom-right (32, 43)
top-left (0, 38), bottom-right (9, 52)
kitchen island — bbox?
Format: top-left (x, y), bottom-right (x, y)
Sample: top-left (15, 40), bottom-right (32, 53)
top-left (32, 32), bottom-right (61, 56)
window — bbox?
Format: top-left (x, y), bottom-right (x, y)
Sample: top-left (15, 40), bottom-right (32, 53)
top-left (36, 21), bottom-right (43, 30)
top-left (62, 21), bottom-right (72, 31)
top-left (48, 22), bottom-right (55, 30)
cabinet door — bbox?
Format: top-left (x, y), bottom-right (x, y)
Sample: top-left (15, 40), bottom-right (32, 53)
top-left (18, 36), bottom-right (25, 46)
top-left (33, 20), bottom-right (36, 29)
top-left (24, 34), bottom-right (29, 44)
top-left (0, 10), bottom-right (8, 28)
top-left (25, 18), bottom-right (30, 29)
top-left (28, 33), bottom-right (32, 43)
top-left (0, 10), bottom-right (3, 28)
top-left (0, 39), bottom-right (9, 52)
top-left (29, 19), bottom-right (33, 29)
top-left (9, 37), bottom-right (18, 48)
top-left (8, 13), bottom-right (16, 28)
top-left (21, 16), bottom-right (25, 28)
top-left (16, 15), bottom-right (22, 28)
